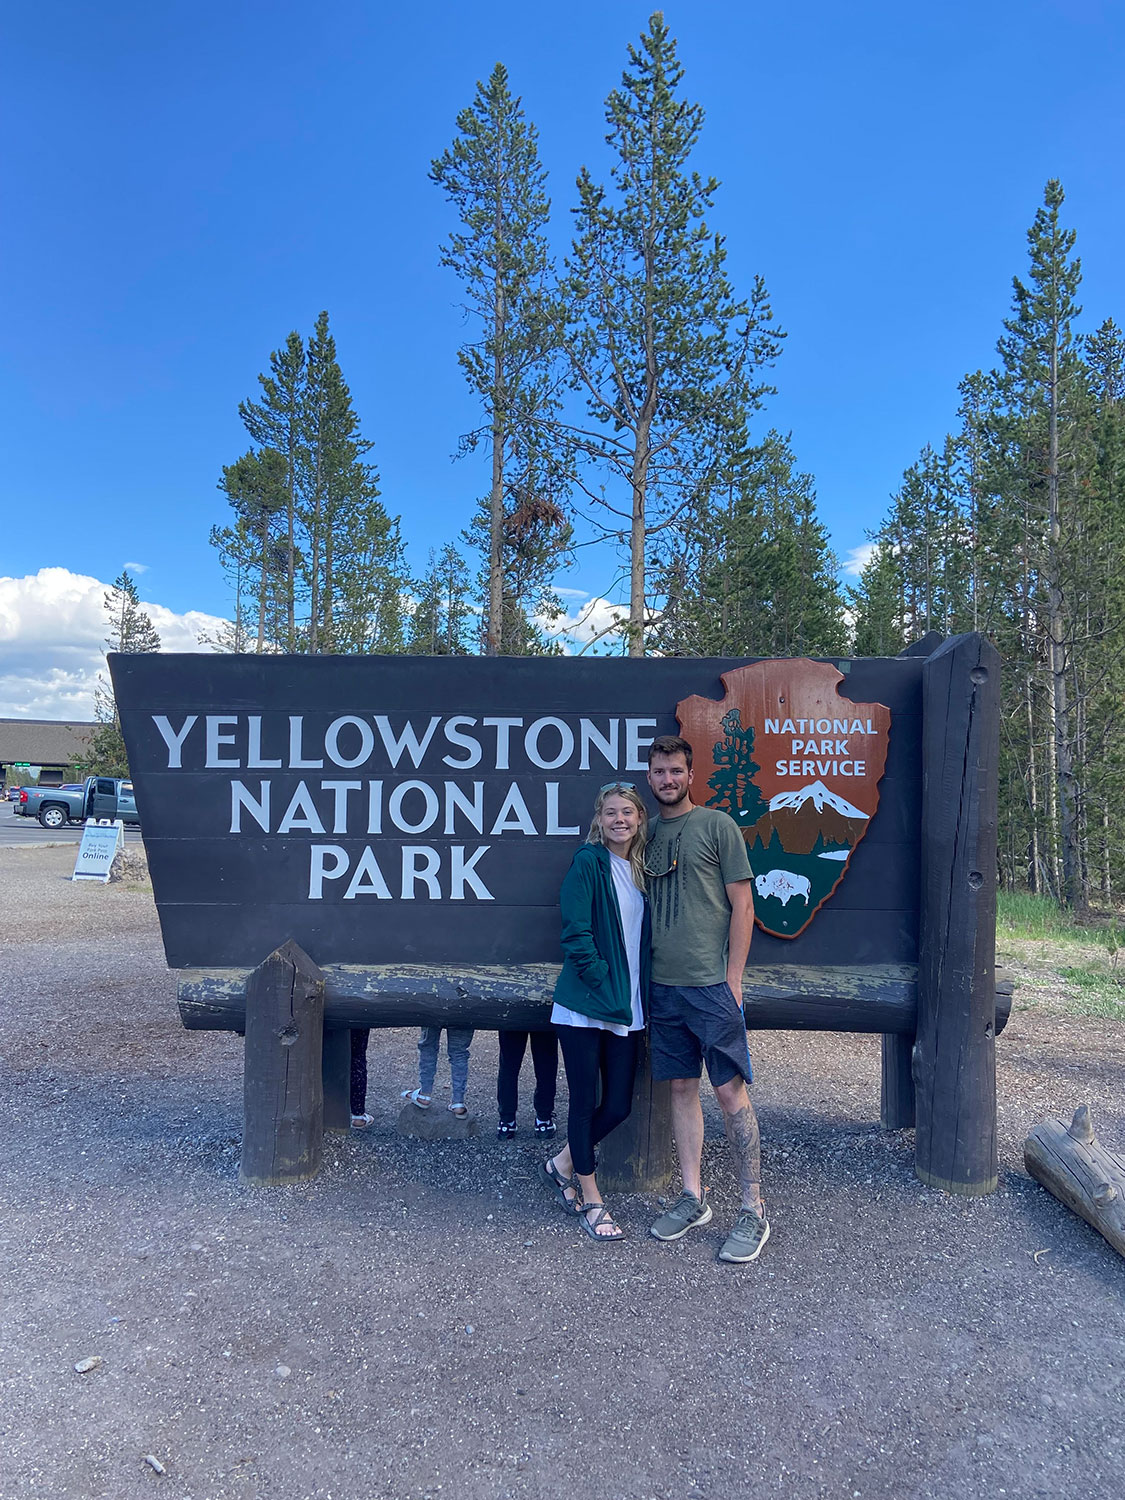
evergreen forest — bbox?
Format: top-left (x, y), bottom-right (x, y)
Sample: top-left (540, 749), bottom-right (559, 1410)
top-left (183, 14), bottom-right (1122, 915)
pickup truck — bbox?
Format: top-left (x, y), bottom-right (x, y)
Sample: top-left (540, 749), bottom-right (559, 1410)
top-left (15, 777), bottom-right (140, 829)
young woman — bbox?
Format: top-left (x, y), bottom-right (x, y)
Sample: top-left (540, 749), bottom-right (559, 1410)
top-left (539, 782), bottom-right (650, 1242)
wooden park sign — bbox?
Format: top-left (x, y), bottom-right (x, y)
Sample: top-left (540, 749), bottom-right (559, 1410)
top-left (111, 634), bottom-right (1006, 1196)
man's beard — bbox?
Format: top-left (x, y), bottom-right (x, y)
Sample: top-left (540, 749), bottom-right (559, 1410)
top-left (651, 784), bottom-right (691, 809)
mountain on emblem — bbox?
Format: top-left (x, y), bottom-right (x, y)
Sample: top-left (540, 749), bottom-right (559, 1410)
top-left (676, 661), bottom-right (892, 938)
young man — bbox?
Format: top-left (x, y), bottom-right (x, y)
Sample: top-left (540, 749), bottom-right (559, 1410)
top-left (644, 734), bottom-right (769, 1263)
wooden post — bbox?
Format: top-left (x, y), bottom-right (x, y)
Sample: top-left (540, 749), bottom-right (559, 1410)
top-left (914, 634), bottom-right (1000, 1195)
top-left (240, 940), bottom-right (326, 1185)
top-left (598, 1032), bottom-right (674, 1193)
top-left (321, 1026), bottom-right (352, 1132)
top-left (881, 635), bottom-right (944, 1130)
top-left (880, 1032), bottom-right (915, 1129)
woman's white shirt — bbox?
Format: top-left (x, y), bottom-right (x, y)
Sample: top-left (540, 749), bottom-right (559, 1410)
top-left (551, 850), bottom-right (645, 1036)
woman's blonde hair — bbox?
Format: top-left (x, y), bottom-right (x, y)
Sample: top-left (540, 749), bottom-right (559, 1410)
top-left (586, 782), bottom-right (648, 891)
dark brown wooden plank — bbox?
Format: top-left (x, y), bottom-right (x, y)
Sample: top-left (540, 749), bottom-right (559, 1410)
top-left (154, 900), bottom-right (921, 969)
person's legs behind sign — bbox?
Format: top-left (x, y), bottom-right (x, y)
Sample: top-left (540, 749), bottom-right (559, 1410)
top-left (446, 1026), bottom-right (474, 1116)
top-left (497, 1029), bottom-right (559, 1138)
top-left (350, 1027), bottom-right (373, 1127)
top-left (402, 1026), bottom-right (441, 1109)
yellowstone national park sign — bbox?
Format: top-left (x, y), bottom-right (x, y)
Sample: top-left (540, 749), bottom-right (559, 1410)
top-left (677, 660), bottom-right (891, 937)
top-left (111, 652), bottom-right (907, 970)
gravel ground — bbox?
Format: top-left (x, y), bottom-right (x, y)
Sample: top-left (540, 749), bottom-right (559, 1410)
top-left (1, 846), bottom-right (1123, 1500)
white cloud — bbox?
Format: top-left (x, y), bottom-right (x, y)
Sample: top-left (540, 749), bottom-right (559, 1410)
top-left (122, 561), bottom-right (149, 574)
top-left (539, 595), bottom-right (629, 653)
top-left (0, 568), bottom-right (227, 718)
top-left (841, 543), bottom-right (878, 578)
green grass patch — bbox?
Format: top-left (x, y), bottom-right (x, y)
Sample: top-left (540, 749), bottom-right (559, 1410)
top-left (1058, 966), bottom-right (1125, 1020)
top-left (998, 890), bottom-right (1124, 953)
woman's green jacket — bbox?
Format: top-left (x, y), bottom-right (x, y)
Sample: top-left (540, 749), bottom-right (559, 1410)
top-left (551, 842), bottom-right (651, 1027)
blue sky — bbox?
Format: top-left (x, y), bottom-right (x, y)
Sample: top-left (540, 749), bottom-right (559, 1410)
top-left (3, 0), bottom-right (1123, 674)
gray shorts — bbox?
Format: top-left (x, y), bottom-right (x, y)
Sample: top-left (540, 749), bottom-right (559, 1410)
top-left (649, 982), bottom-right (753, 1088)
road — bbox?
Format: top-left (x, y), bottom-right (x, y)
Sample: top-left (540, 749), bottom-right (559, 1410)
top-left (0, 812), bottom-right (145, 848)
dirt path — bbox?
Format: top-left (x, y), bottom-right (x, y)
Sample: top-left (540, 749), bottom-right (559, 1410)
top-left (1, 846), bottom-right (1123, 1500)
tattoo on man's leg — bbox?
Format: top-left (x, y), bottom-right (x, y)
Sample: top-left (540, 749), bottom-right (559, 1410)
top-left (723, 1102), bottom-right (762, 1208)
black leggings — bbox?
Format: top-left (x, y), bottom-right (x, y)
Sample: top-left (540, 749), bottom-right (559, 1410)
top-left (557, 1025), bottom-right (639, 1177)
top-left (350, 1028), bottom-right (371, 1115)
top-left (497, 1029), bottom-right (559, 1122)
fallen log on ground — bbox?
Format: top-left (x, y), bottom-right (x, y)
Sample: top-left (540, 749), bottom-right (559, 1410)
top-left (1024, 1105), bottom-right (1125, 1260)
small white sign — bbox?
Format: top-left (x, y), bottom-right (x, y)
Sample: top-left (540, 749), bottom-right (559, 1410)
top-left (72, 819), bottom-right (125, 883)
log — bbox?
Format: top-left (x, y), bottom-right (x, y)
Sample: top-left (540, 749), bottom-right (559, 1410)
top-left (1024, 1106), bottom-right (1125, 1259)
top-left (598, 1032), bottom-right (674, 1194)
top-left (240, 940), bottom-right (326, 1185)
top-left (914, 634), bottom-right (1000, 1196)
top-left (179, 960), bottom-right (1014, 1039)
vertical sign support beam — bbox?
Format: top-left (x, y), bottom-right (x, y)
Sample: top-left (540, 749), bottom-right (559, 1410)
top-left (880, 1034), bottom-right (916, 1130)
top-left (881, 633), bottom-right (944, 1130)
top-left (598, 1034), bottom-right (674, 1193)
top-left (240, 940), bottom-right (326, 1185)
top-left (321, 1026), bottom-right (353, 1132)
top-left (915, 634), bottom-right (1000, 1195)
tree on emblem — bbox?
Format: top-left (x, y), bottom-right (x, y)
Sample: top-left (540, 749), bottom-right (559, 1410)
top-left (707, 708), bottom-right (766, 828)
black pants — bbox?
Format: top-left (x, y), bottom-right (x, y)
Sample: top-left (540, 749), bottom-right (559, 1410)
top-left (350, 1028), bottom-right (371, 1115)
top-left (557, 1025), bottom-right (639, 1177)
top-left (497, 1029), bottom-right (559, 1122)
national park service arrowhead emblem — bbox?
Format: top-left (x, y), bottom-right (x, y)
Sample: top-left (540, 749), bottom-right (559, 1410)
top-left (676, 661), bottom-right (891, 938)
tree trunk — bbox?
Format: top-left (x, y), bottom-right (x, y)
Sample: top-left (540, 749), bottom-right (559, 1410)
top-left (1025, 668), bottom-right (1040, 893)
top-left (486, 217), bottom-right (506, 657)
top-left (286, 432), bottom-right (296, 652)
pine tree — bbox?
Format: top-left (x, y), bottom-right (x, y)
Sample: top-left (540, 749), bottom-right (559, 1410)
top-left (89, 571), bottom-right (162, 776)
top-left (221, 315), bottom-right (409, 655)
top-left (561, 12), bottom-right (783, 654)
top-left (661, 430), bottom-right (844, 657)
top-left (707, 708), bottom-right (766, 827)
top-left (998, 179), bottom-right (1089, 907)
top-left (239, 333), bottom-right (305, 649)
top-left (431, 64), bottom-right (566, 655)
top-left (408, 546), bottom-right (474, 655)
top-left (216, 447), bottom-right (288, 650)
top-left (849, 544), bottom-right (904, 657)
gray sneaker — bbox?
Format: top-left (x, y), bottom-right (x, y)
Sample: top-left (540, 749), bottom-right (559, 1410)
top-left (649, 1189), bottom-right (713, 1241)
top-left (717, 1210), bottom-right (771, 1263)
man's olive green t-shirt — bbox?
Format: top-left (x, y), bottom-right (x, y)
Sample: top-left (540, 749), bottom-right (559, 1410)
top-left (645, 805), bottom-right (753, 986)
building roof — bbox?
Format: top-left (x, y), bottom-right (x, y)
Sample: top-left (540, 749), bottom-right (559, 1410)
top-left (0, 718), bottom-right (98, 767)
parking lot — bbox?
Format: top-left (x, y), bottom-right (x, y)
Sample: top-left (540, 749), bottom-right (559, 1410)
top-left (0, 808), bottom-right (144, 848)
